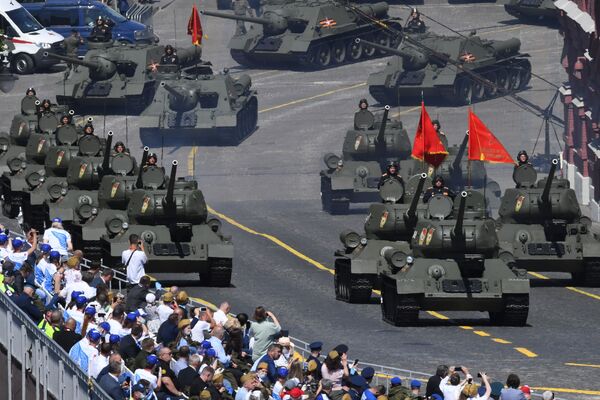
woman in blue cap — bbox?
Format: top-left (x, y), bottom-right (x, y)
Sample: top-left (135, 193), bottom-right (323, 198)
top-left (7, 229), bottom-right (38, 270)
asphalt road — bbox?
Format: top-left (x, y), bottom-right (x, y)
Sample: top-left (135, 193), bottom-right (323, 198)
top-left (2, 0), bottom-right (599, 398)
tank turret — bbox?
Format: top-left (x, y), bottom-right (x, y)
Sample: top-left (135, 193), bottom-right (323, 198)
top-left (201, 9), bottom-right (306, 36)
top-left (162, 83), bottom-right (198, 113)
top-left (45, 52), bottom-right (118, 81)
top-left (356, 38), bottom-right (429, 71)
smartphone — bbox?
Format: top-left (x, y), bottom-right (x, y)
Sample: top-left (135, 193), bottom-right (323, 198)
top-left (353, 359), bottom-right (359, 366)
top-left (477, 373), bottom-right (483, 378)
top-left (200, 307), bottom-right (207, 312)
top-left (455, 367), bottom-right (463, 372)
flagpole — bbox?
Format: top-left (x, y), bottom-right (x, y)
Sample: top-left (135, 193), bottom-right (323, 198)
top-left (421, 91), bottom-right (425, 171)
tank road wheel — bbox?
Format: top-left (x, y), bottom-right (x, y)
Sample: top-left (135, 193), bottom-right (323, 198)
top-left (332, 41), bottom-right (347, 64)
top-left (490, 294), bottom-right (529, 326)
top-left (200, 258), bottom-right (233, 287)
top-left (508, 68), bottom-right (521, 91)
top-left (483, 72), bottom-right (498, 98)
top-left (381, 277), bottom-right (419, 326)
top-left (362, 35), bottom-right (376, 58)
top-left (496, 68), bottom-right (510, 93)
top-left (347, 39), bottom-right (363, 61)
top-left (518, 60), bottom-right (532, 90)
top-left (454, 78), bottom-right (473, 105)
top-left (583, 259), bottom-right (600, 287)
top-left (472, 79), bottom-right (486, 102)
top-left (313, 44), bottom-right (332, 68)
top-left (334, 259), bottom-right (372, 303)
top-left (374, 32), bottom-right (391, 55)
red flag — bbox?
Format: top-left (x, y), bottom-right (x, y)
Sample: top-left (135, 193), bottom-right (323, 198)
top-left (411, 102), bottom-right (448, 167)
top-left (187, 4), bottom-right (203, 46)
top-left (468, 108), bottom-right (514, 164)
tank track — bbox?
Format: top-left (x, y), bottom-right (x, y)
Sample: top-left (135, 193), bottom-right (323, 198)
top-left (201, 257), bottom-right (233, 287)
top-left (370, 58), bottom-right (532, 106)
top-left (320, 177), bottom-right (350, 215)
top-left (230, 24), bottom-right (401, 70)
top-left (334, 259), bottom-right (373, 303)
top-left (224, 96), bottom-right (258, 144)
top-left (583, 259), bottom-right (600, 287)
top-left (490, 294), bottom-right (529, 326)
top-left (380, 276), bottom-right (419, 326)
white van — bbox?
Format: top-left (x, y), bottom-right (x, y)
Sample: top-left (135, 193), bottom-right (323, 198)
top-left (0, 0), bottom-right (64, 74)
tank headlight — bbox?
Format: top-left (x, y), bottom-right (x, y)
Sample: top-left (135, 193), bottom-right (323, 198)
top-left (39, 177), bottom-right (45, 183)
top-left (406, 256), bottom-right (414, 264)
top-left (122, 222), bottom-right (129, 230)
top-left (20, 161), bottom-right (27, 169)
top-left (60, 188), bottom-right (68, 196)
top-left (91, 207), bottom-right (98, 215)
top-left (360, 237), bottom-right (368, 246)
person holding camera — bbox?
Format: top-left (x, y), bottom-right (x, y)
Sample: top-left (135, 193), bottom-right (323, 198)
top-left (122, 234), bottom-right (148, 287)
top-left (440, 366), bottom-right (470, 400)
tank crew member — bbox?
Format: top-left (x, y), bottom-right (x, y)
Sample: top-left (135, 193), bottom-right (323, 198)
top-left (233, 0), bottom-right (255, 36)
top-left (406, 8), bottom-right (426, 33)
top-left (423, 175), bottom-right (455, 203)
top-left (26, 87), bottom-right (37, 97)
top-left (160, 45), bottom-right (179, 65)
top-left (59, 114), bottom-right (72, 127)
top-left (378, 161), bottom-right (404, 189)
top-left (516, 150), bottom-right (531, 167)
top-left (83, 123), bottom-right (95, 135)
top-left (354, 98), bottom-right (374, 130)
top-left (432, 120), bottom-right (448, 148)
top-left (113, 141), bottom-right (129, 155)
top-left (64, 30), bottom-right (84, 69)
top-left (358, 98), bottom-right (369, 111)
top-left (38, 99), bottom-right (54, 116)
top-left (145, 153), bottom-right (158, 167)
top-left (90, 17), bottom-right (112, 42)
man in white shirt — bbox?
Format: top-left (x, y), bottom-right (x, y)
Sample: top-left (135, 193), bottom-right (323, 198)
top-left (43, 218), bottom-right (73, 257)
top-left (0, 233), bottom-right (12, 261)
top-left (8, 232), bottom-right (38, 270)
top-left (191, 308), bottom-right (213, 343)
top-left (122, 234), bottom-right (148, 285)
top-left (213, 302), bottom-right (230, 326)
top-left (134, 354), bottom-right (160, 390)
top-left (440, 366), bottom-right (469, 400)
top-left (90, 342), bottom-right (112, 379)
top-left (157, 292), bottom-right (175, 323)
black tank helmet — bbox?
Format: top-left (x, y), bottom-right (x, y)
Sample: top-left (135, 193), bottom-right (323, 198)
top-left (165, 44), bottom-right (174, 54)
top-left (386, 160), bottom-right (399, 174)
top-left (60, 114), bottom-right (72, 125)
top-left (83, 123), bottom-right (94, 134)
top-left (432, 119), bottom-right (441, 129)
top-left (147, 152), bottom-right (157, 163)
top-left (114, 141), bottom-right (125, 152)
top-left (517, 150), bottom-right (528, 161)
top-left (433, 175), bottom-right (444, 185)
top-left (26, 87), bottom-right (36, 96)
top-left (358, 98), bottom-right (369, 109)
top-left (41, 99), bottom-right (52, 108)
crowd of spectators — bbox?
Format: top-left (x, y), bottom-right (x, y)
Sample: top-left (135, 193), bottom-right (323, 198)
top-left (0, 223), bottom-right (556, 400)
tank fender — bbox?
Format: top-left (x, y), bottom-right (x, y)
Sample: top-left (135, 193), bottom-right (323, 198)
top-left (208, 243), bottom-right (234, 258)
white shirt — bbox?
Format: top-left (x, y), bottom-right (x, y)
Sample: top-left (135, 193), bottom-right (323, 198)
top-left (134, 368), bottom-right (158, 389)
top-left (108, 319), bottom-right (128, 337)
top-left (191, 320), bottom-right (211, 343)
top-left (90, 354), bottom-right (109, 379)
top-left (61, 281), bottom-right (96, 300)
top-left (8, 251), bottom-right (28, 268)
top-left (157, 304), bottom-right (174, 323)
top-left (0, 247), bottom-right (12, 262)
top-left (213, 309), bottom-right (228, 326)
top-left (43, 227), bottom-right (72, 256)
top-left (122, 249), bottom-right (147, 284)
top-left (440, 376), bottom-right (467, 400)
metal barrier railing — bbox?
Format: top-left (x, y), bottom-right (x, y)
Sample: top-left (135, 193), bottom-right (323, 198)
top-left (0, 290), bottom-right (112, 400)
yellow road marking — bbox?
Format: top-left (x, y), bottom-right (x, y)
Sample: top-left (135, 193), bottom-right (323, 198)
top-left (565, 363), bottom-right (600, 369)
top-left (258, 82), bottom-right (366, 114)
top-left (187, 146), bottom-right (198, 176)
top-left (529, 271), bottom-right (600, 301)
top-left (426, 311), bottom-right (449, 320)
top-left (391, 105), bottom-right (420, 118)
top-left (459, 326), bottom-right (473, 330)
top-left (492, 338), bottom-right (512, 344)
top-left (530, 387), bottom-right (600, 396)
top-left (473, 330), bottom-right (491, 337)
top-left (515, 347), bottom-right (538, 358)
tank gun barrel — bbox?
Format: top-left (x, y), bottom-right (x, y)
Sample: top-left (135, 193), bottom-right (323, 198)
top-left (101, 131), bottom-right (114, 175)
top-left (541, 159), bottom-right (559, 204)
top-left (376, 105), bottom-right (390, 145)
top-left (161, 82), bottom-right (198, 111)
top-left (355, 39), bottom-right (428, 70)
top-left (488, 38), bottom-right (521, 57)
top-left (452, 132), bottom-right (469, 172)
top-left (44, 52), bottom-right (99, 70)
top-left (174, 46), bottom-right (203, 66)
top-left (355, 2), bottom-right (389, 18)
top-left (452, 191), bottom-right (468, 240)
top-left (165, 160), bottom-right (178, 208)
top-left (135, 147), bottom-right (149, 189)
top-left (162, 83), bottom-right (185, 100)
top-left (201, 9), bottom-right (271, 25)
top-left (405, 173), bottom-right (427, 223)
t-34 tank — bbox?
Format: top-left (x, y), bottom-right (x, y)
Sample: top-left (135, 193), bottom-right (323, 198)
top-left (334, 173), bottom-right (428, 303)
top-left (380, 190), bottom-right (530, 326)
top-left (361, 31), bottom-right (532, 105)
top-left (46, 42), bottom-right (202, 114)
top-left (504, 0), bottom-right (558, 21)
top-left (496, 160), bottom-right (600, 285)
top-left (9, 96), bottom-right (68, 147)
top-left (201, 1), bottom-right (403, 69)
top-left (140, 66), bottom-right (258, 145)
top-left (101, 161), bottom-right (234, 286)
top-left (320, 106), bottom-right (412, 214)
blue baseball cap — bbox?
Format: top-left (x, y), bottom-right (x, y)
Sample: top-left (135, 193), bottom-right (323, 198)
top-left (99, 322), bottom-right (111, 333)
top-left (84, 306), bottom-right (96, 316)
top-left (109, 334), bottom-right (121, 344)
top-left (277, 367), bottom-right (289, 378)
top-left (410, 380), bottom-right (421, 389)
top-left (391, 377), bottom-right (402, 386)
top-left (40, 244), bottom-right (52, 253)
top-left (201, 340), bottom-right (212, 349)
top-left (206, 348), bottom-right (216, 357)
top-left (52, 218), bottom-right (62, 223)
top-left (132, 383), bottom-right (146, 393)
top-left (0, 234), bottom-right (8, 244)
top-left (432, 395), bottom-right (443, 400)
top-left (361, 367), bottom-right (375, 380)
top-left (88, 329), bottom-right (101, 342)
top-left (49, 251), bottom-right (61, 262)
top-left (125, 312), bottom-right (138, 321)
top-left (349, 375), bottom-right (367, 389)
top-left (71, 290), bottom-right (83, 300)
top-left (12, 239), bottom-right (23, 249)
top-left (478, 387), bottom-right (486, 397)
top-left (75, 295), bottom-right (87, 306)
top-left (146, 354), bottom-right (159, 366)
